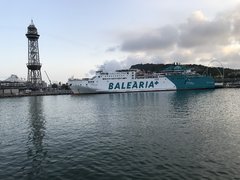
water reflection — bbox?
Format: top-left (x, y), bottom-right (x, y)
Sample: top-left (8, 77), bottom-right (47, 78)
top-left (108, 91), bottom-right (175, 105)
top-left (1, 90), bottom-right (240, 179)
top-left (169, 90), bottom-right (214, 114)
top-left (26, 96), bottom-right (47, 177)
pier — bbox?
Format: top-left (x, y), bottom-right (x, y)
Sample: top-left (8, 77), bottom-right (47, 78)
top-left (0, 88), bottom-right (72, 98)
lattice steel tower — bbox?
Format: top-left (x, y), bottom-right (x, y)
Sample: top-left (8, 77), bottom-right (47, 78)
top-left (26, 20), bottom-right (42, 88)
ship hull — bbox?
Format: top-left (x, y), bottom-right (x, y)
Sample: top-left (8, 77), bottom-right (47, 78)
top-left (69, 75), bottom-right (215, 94)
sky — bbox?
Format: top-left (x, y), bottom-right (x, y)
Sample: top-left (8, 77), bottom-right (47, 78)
top-left (1, 0), bottom-right (240, 83)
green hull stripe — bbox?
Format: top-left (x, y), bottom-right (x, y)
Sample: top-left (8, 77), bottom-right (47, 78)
top-left (166, 75), bottom-right (215, 89)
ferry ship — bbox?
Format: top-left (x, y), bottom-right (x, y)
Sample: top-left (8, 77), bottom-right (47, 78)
top-left (68, 64), bottom-right (215, 94)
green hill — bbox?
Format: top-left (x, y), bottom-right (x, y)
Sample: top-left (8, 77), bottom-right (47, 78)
top-left (130, 63), bottom-right (240, 81)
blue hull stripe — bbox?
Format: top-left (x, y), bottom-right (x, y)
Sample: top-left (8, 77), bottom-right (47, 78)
top-left (166, 75), bottom-right (215, 89)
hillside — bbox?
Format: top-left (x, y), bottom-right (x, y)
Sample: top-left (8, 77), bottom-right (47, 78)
top-left (130, 63), bottom-right (240, 80)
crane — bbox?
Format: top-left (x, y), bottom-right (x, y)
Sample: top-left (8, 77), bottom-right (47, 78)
top-left (44, 71), bottom-right (52, 85)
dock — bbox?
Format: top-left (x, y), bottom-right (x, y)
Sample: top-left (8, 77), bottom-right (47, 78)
top-left (0, 89), bottom-right (72, 98)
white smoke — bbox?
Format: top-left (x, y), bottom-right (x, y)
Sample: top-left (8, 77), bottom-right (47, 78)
top-left (87, 55), bottom-right (166, 75)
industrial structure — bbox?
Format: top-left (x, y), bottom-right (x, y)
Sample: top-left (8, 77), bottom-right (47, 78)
top-left (0, 75), bottom-right (27, 96)
top-left (0, 21), bottom-right (72, 97)
top-left (26, 20), bottom-right (42, 89)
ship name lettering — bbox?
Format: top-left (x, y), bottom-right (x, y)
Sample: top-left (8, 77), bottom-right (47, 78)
top-left (109, 83), bottom-right (114, 90)
top-left (127, 82), bottom-right (132, 89)
top-left (148, 81), bottom-right (154, 88)
top-left (121, 82), bottom-right (125, 89)
top-left (108, 81), bottom-right (155, 90)
top-left (139, 81), bottom-right (144, 88)
top-left (115, 83), bottom-right (120, 89)
top-left (132, 81), bottom-right (138, 88)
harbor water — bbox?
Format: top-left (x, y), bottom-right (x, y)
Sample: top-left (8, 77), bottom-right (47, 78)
top-left (0, 89), bottom-right (240, 179)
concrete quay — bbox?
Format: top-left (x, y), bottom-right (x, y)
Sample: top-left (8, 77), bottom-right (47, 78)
top-left (0, 89), bottom-right (72, 98)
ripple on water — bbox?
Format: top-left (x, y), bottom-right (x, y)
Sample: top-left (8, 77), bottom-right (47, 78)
top-left (1, 90), bottom-right (240, 179)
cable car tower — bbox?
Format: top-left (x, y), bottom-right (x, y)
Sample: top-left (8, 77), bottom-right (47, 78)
top-left (26, 20), bottom-right (42, 89)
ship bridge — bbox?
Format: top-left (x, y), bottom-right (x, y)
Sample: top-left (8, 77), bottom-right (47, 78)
top-left (95, 70), bottom-right (136, 80)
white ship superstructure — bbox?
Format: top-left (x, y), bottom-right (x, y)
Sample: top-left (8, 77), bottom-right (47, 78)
top-left (68, 65), bottom-right (215, 94)
top-left (68, 69), bottom-right (177, 94)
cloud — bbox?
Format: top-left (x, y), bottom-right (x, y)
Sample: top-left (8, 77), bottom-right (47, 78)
top-left (178, 12), bottom-right (230, 48)
top-left (228, 6), bottom-right (240, 40)
top-left (105, 5), bottom-right (240, 69)
top-left (121, 25), bottom-right (178, 52)
top-left (105, 46), bottom-right (119, 52)
top-left (120, 10), bottom-right (231, 51)
top-left (221, 52), bottom-right (240, 68)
